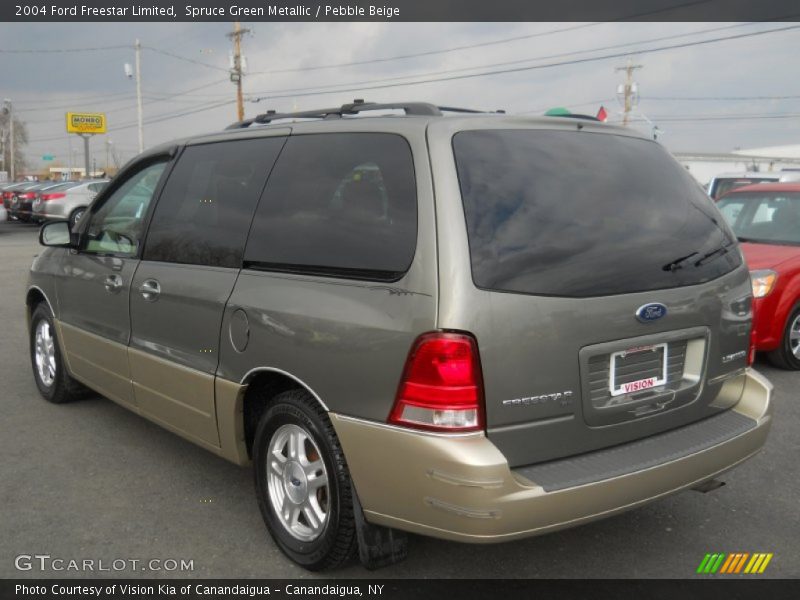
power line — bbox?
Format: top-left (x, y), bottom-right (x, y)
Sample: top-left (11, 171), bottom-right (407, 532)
top-left (141, 46), bottom-right (229, 72)
top-left (645, 94), bottom-right (800, 101)
top-left (643, 113), bottom-right (800, 122)
top-left (248, 23), bottom-right (605, 76)
top-left (17, 78), bottom-right (230, 117)
top-left (0, 44), bottom-right (131, 53)
top-left (247, 0), bottom-right (728, 75)
top-left (247, 24), bottom-right (800, 102)
top-left (247, 22), bottom-right (768, 98)
top-left (14, 91), bottom-right (136, 107)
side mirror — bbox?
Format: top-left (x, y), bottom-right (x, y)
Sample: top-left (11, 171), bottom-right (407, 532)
top-left (39, 221), bottom-right (77, 248)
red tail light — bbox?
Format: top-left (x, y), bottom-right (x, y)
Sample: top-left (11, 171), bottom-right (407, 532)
top-left (40, 193), bottom-right (66, 201)
top-left (388, 332), bottom-right (484, 432)
top-left (2, 192), bottom-right (11, 199)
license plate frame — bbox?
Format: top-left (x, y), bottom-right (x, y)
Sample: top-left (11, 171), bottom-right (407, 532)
top-left (609, 343), bottom-right (668, 397)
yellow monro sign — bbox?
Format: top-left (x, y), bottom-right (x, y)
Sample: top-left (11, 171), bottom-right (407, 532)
top-left (66, 112), bottom-right (106, 134)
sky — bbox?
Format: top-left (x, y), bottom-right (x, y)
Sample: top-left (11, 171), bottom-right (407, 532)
top-left (1, 21), bottom-right (799, 173)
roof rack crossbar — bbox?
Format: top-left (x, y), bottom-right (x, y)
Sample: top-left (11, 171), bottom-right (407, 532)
top-left (227, 100), bottom-right (447, 129)
top-left (225, 100), bottom-right (508, 130)
top-left (438, 106), bottom-right (505, 114)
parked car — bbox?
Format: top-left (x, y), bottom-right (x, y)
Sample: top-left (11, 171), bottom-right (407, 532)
top-left (14, 181), bottom-right (72, 223)
top-left (717, 182), bottom-right (800, 369)
top-left (7, 181), bottom-right (50, 222)
top-left (708, 171), bottom-right (800, 201)
top-left (2, 181), bottom-right (33, 218)
top-left (28, 101), bottom-right (772, 571)
top-left (32, 179), bottom-right (108, 227)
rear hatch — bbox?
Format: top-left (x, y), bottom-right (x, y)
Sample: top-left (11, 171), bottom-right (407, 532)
top-left (450, 127), bottom-right (753, 467)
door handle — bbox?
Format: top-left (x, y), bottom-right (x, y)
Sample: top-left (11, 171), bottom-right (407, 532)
top-left (103, 274), bottom-right (123, 293)
top-left (139, 279), bottom-right (161, 302)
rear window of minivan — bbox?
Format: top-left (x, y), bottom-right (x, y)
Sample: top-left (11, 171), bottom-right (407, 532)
top-left (452, 129), bottom-right (742, 297)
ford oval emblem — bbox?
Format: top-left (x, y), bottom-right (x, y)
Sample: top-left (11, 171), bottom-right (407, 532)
top-left (636, 303), bottom-right (667, 323)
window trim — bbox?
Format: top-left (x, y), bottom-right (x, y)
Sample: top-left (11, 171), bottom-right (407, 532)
top-left (77, 151), bottom-right (179, 259)
top-left (241, 131), bottom-right (419, 283)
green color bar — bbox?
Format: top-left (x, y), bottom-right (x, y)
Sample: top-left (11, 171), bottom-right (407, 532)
top-left (697, 554), bottom-right (713, 574)
top-left (710, 553), bottom-right (727, 574)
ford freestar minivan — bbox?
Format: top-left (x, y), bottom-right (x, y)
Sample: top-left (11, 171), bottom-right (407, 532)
top-left (27, 101), bottom-right (773, 571)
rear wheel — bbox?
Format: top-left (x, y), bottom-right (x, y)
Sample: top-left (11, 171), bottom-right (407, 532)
top-left (69, 207), bottom-right (86, 229)
top-left (252, 389), bottom-right (357, 570)
top-left (29, 303), bottom-right (85, 403)
top-left (767, 304), bottom-right (800, 370)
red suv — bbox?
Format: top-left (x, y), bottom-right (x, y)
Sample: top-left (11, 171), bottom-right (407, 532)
top-left (717, 182), bottom-right (800, 369)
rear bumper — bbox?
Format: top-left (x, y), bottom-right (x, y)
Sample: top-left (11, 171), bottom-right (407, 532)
top-left (332, 369), bottom-right (772, 543)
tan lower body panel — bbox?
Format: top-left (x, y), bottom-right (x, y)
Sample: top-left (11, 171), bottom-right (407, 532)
top-left (55, 318), bottom-right (249, 465)
top-left (55, 320), bottom-right (136, 410)
top-left (215, 378), bottom-right (250, 466)
top-left (331, 369), bottom-right (773, 543)
top-left (128, 346), bottom-right (219, 447)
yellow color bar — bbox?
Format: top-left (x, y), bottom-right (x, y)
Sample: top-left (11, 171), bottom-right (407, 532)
top-left (744, 554), bottom-right (762, 574)
top-left (758, 553), bottom-right (773, 573)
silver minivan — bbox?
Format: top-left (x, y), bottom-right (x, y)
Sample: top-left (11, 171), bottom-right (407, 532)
top-left (28, 101), bottom-right (772, 570)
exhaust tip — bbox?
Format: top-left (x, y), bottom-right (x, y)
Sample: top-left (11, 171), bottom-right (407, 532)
top-left (692, 479), bottom-right (726, 494)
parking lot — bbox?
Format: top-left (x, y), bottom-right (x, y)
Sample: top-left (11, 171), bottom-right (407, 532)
top-left (1, 219), bottom-right (798, 579)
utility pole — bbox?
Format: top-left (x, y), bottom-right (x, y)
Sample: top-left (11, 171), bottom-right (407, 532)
top-left (615, 59), bottom-right (642, 127)
top-left (81, 134), bottom-right (90, 180)
top-left (3, 99), bottom-right (14, 180)
top-left (135, 39), bottom-right (144, 153)
top-left (227, 22), bottom-right (250, 121)
top-left (67, 133), bottom-right (72, 180)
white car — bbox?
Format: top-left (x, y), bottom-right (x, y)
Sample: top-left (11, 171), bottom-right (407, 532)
top-left (31, 179), bottom-right (108, 228)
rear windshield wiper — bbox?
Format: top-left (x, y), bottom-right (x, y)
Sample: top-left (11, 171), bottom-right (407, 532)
top-left (662, 252), bottom-right (698, 272)
top-left (694, 245), bottom-right (730, 267)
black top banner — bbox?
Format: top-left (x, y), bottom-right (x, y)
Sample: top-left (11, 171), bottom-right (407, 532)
top-left (2, 0), bottom-right (800, 22)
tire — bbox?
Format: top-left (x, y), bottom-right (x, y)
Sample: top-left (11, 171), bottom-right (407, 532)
top-left (69, 207), bottom-right (86, 230)
top-left (252, 389), bottom-right (357, 570)
top-left (767, 304), bottom-right (800, 370)
top-left (29, 303), bottom-right (85, 403)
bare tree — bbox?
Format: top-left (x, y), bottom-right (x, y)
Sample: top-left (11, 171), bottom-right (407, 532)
top-left (0, 111), bottom-right (28, 179)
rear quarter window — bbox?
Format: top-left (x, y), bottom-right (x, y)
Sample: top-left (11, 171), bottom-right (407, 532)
top-left (243, 132), bottom-right (417, 280)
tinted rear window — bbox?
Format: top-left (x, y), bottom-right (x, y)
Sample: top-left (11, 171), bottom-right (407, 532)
top-left (453, 129), bottom-right (741, 297)
top-left (244, 133), bottom-right (417, 280)
top-left (144, 137), bottom-right (285, 268)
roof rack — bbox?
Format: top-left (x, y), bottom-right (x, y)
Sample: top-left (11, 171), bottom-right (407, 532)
top-left (545, 113), bottom-right (601, 122)
top-left (226, 99), bottom-right (505, 129)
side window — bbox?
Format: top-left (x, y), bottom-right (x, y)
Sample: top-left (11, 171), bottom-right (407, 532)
top-left (143, 137), bottom-right (285, 268)
top-left (752, 201), bottom-right (777, 224)
top-left (717, 199), bottom-right (745, 226)
top-left (244, 133), bottom-right (417, 278)
top-left (84, 161), bottom-right (168, 256)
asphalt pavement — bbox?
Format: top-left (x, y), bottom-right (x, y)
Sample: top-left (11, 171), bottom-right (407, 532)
top-left (1, 220), bottom-right (798, 579)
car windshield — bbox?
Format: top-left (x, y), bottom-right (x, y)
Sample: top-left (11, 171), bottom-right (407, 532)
top-left (711, 178), bottom-right (775, 200)
top-left (452, 129), bottom-right (740, 297)
top-left (717, 192), bottom-right (800, 245)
